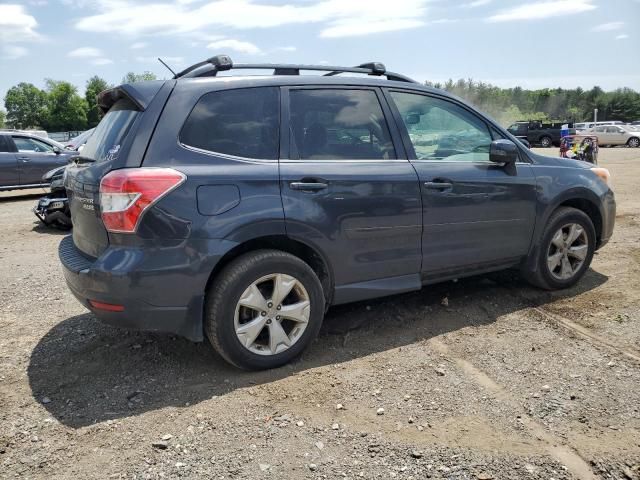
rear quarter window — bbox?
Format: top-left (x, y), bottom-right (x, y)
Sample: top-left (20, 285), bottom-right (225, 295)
top-left (180, 87), bottom-right (280, 160)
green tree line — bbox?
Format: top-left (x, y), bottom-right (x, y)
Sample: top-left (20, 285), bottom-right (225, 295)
top-left (426, 79), bottom-right (640, 127)
top-left (0, 71), bottom-right (157, 131)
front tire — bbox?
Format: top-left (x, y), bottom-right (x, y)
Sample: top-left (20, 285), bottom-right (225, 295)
top-left (627, 137), bottom-right (640, 148)
top-left (522, 207), bottom-right (596, 290)
top-left (205, 250), bottom-right (325, 370)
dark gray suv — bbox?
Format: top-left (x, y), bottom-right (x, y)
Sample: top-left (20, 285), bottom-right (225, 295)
top-left (59, 56), bottom-right (615, 370)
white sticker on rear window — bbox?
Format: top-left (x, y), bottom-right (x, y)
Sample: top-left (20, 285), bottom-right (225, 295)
top-left (105, 144), bottom-right (120, 162)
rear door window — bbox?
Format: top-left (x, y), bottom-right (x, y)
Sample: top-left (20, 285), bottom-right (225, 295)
top-left (288, 89), bottom-right (395, 160)
top-left (81, 98), bottom-right (140, 163)
top-left (180, 87), bottom-right (280, 160)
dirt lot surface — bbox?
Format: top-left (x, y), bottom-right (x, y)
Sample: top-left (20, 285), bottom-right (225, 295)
top-left (1, 148), bottom-right (639, 480)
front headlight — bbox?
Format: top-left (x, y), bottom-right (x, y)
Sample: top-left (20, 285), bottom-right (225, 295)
top-left (591, 167), bottom-right (611, 189)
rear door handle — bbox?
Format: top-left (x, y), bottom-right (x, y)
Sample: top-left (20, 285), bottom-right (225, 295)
top-left (18, 156), bottom-right (30, 162)
top-left (424, 181), bottom-right (453, 190)
top-left (290, 182), bottom-right (328, 192)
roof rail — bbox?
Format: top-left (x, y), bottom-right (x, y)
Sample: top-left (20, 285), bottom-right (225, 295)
top-left (174, 55), bottom-right (417, 83)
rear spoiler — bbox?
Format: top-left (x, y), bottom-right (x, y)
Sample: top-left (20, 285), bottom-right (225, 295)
top-left (97, 80), bottom-right (167, 114)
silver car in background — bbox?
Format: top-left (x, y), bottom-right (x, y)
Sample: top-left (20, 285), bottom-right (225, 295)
top-left (586, 124), bottom-right (640, 147)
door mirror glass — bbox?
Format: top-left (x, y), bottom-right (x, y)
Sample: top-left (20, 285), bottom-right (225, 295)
top-left (489, 139), bottom-right (518, 164)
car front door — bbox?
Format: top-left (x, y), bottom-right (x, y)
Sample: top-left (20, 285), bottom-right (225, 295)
top-left (385, 89), bottom-right (537, 278)
top-left (279, 86), bottom-right (422, 303)
top-left (12, 135), bottom-right (64, 185)
top-left (0, 135), bottom-right (19, 187)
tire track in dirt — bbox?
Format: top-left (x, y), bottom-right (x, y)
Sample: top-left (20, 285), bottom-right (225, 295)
top-left (428, 338), bottom-right (599, 480)
top-left (531, 306), bottom-right (640, 364)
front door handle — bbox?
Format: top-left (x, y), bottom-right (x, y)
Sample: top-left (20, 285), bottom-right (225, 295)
top-left (424, 181), bottom-right (453, 190)
top-left (18, 156), bottom-right (30, 162)
top-left (290, 181), bottom-right (328, 192)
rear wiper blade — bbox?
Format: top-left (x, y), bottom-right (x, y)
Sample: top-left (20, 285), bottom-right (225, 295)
top-left (72, 155), bottom-right (96, 164)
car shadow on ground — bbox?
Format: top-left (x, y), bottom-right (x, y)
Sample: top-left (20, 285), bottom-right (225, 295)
top-left (31, 222), bottom-right (71, 235)
top-left (28, 268), bottom-right (608, 428)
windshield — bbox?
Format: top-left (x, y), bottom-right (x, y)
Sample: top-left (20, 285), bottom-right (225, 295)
top-left (80, 99), bottom-right (139, 163)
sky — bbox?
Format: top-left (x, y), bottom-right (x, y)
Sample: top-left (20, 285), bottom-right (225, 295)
top-left (1, 0), bottom-right (639, 104)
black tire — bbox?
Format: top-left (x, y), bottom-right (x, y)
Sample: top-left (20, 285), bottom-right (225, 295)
top-left (522, 207), bottom-right (596, 290)
top-left (539, 136), bottom-right (552, 148)
top-left (627, 137), bottom-right (640, 148)
top-left (205, 249), bottom-right (325, 370)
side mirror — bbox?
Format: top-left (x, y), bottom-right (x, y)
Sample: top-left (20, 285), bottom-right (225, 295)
top-left (53, 146), bottom-right (61, 155)
top-left (490, 139), bottom-right (519, 164)
top-left (405, 113), bottom-right (420, 125)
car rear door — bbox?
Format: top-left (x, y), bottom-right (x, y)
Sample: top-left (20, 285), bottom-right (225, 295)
top-left (385, 89), bottom-right (537, 277)
top-left (0, 135), bottom-right (19, 187)
top-left (11, 135), bottom-right (65, 185)
top-left (279, 86), bottom-right (422, 303)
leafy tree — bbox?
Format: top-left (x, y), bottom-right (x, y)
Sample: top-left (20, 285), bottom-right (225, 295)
top-left (0, 109), bottom-right (6, 128)
top-left (121, 71), bottom-right (157, 83)
top-left (4, 82), bottom-right (48, 128)
top-left (85, 75), bottom-right (111, 128)
top-left (44, 79), bottom-right (88, 131)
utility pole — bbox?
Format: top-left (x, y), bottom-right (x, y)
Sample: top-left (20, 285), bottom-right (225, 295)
top-left (594, 108), bottom-right (598, 123)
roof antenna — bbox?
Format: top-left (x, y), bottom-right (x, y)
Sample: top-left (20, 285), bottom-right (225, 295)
top-left (157, 57), bottom-right (176, 77)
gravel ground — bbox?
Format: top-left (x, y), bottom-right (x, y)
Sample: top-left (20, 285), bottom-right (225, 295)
top-left (1, 148), bottom-right (639, 480)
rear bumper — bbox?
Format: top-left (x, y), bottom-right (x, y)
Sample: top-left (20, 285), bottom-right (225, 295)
top-left (58, 235), bottom-right (232, 341)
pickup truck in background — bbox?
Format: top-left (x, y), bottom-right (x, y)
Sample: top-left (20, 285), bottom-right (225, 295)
top-left (507, 121), bottom-right (574, 148)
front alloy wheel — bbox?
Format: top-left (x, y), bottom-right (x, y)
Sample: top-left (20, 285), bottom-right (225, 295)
top-left (546, 223), bottom-right (589, 280)
top-left (235, 273), bottom-right (310, 355)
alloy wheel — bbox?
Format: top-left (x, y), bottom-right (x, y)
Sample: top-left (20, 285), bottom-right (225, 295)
top-left (546, 223), bottom-right (589, 280)
top-left (234, 273), bottom-right (310, 355)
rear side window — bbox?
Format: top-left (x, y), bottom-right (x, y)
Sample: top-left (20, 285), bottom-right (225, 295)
top-left (289, 89), bottom-right (395, 160)
top-left (180, 87), bottom-right (280, 160)
top-left (81, 98), bottom-right (140, 163)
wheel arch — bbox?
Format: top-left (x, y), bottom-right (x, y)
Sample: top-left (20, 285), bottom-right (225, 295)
top-left (204, 235), bottom-right (334, 307)
top-left (525, 190), bottom-right (604, 273)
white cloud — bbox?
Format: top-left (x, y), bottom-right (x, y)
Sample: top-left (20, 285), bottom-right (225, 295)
top-left (74, 0), bottom-right (428, 39)
top-left (207, 39), bottom-right (261, 54)
top-left (91, 58), bottom-right (113, 65)
top-left (2, 45), bottom-right (29, 60)
top-left (0, 4), bottom-right (40, 43)
top-left (461, 0), bottom-right (492, 8)
top-left (487, 0), bottom-right (595, 22)
top-left (274, 46), bottom-right (297, 52)
top-left (131, 42), bottom-right (148, 49)
top-left (68, 47), bottom-right (103, 58)
top-left (591, 21), bottom-right (624, 32)
top-left (615, 34), bottom-right (629, 40)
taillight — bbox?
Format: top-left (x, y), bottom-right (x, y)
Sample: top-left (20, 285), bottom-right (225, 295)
top-left (99, 168), bottom-right (186, 233)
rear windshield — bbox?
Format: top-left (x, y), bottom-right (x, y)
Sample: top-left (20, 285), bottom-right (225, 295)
top-left (81, 98), bottom-right (139, 163)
